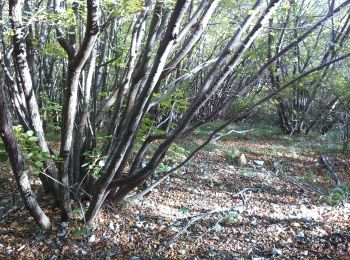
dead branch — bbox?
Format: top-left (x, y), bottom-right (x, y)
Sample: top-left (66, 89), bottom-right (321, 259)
top-left (157, 204), bottom-right (244, 254)
top-left (319, 155), bottom-right (341, 187)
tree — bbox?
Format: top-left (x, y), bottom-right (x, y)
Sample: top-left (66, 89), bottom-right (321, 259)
top-left (0, 0), bottom-right (350, 232)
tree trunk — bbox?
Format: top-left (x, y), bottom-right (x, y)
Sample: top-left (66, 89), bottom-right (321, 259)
top-left (0, 84), bottom-right (52, 231)
top-left (9, 0), bottom-right (59, 196)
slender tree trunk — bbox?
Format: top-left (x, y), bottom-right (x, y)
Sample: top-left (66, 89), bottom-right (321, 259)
top-left (9, 0), bottom-right (59, 195)
top-left (57, 0), bottom-right (100, 221)
top-left (85, 0), bottom-right (191, 227)
top-left (0, 84), bottom-right (52, 231)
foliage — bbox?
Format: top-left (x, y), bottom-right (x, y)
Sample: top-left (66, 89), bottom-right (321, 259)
top-left (298, 171), bottom-right (317, 183)
top-left (223, 148), bottom-right (240, 163)
top-left (324, 186), bottom-right (349, 206)
top-left (39, 93), bottom-right (62, 132)
top-left (40, 43), bottom-right (67, 58)
top-left (82, 148), bottom-right (106, 180)
top-left (226, 211), bottom-right (238, 223)
top-left (13, 127), bottom-right (56, 175)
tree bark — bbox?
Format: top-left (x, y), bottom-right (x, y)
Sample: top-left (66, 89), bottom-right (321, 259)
top-left (0, 83), bottom-right (51, 231)
top-left (9, 0), bottom-right (59, 195)
top-left (57, 0), bottom-right (100, 221)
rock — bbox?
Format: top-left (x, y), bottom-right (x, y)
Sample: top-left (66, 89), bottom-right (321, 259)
top-left (108, 222), bottom-right (115, 231)
top-left (88, 234), bottom-right (96, 243)
top-left (237, 154), bottom-right (247, 166)
top-left (1, 199), bottom-right (9, 205)
top-left (135, 222), bottom-right (143, 228)
top-left (289, 222), bottom-right (301, 228)
top-left (275, 225), bottom-right (284, 232)
top-left (27, 217), bottom-right (34, 222)
top-left (253, 160), bottom-right (265, 166)
top-left (131, 256), bottom-right (142, 260)
top-left (55, 239), bottom-right (62, 249)
top-left (302, 250), bottom-right (308, 256)
top-left (227, 165), bottom-right (235, 170)
top-left (35, 234), bottom-right (45, 242)
top-left (251, 220), bottom-right (258, 226)
top-left (107, 251), bottom-right (118, 257)
top-left (57, 222), bottom-right (69, 238)
top-left (272, 248), bottom-right (283, 255)
top-left (171, 226), bottom-right (179, 232)
top-left (49, 254), bottom-right (57, 260)
top-left (324, 225), bottom-right (332, 235)
top-left (296, 231), bottom-right (305, 238)
top-left (271, 203), bottom-right (279, 210)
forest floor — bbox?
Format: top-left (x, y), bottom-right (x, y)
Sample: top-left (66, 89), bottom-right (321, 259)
top-left (0, 124), bottom-right (350, 259)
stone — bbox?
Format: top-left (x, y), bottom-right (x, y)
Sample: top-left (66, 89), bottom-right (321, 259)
top-left (272, 248), bottom-right (283, 255)
top-left (296, 231), bottom-right (305, 238)
top-left (302, 250), bottom-right (308, 256)
top-left (237, 154), bottom-right (247, 166)
top-left (88, 234), bottom-right (96, 243)
top-left (254, 160), bottom-right (265, 166)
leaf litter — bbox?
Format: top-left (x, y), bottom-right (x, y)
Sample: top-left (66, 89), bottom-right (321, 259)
top-left (0, 135), bottom-right (349, 259)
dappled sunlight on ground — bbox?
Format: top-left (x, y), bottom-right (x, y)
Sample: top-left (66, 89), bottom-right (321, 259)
top-left (0, 133), bottom-right (350, 258)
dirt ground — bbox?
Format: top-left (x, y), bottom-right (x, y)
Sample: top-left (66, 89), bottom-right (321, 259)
top-left (0, 134), bottom-right (349, 259)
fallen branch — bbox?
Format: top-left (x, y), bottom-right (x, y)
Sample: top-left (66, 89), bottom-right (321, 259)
top-left (157, 204), bottom-right (244, 253)
top-left (283, 175), bottom-right (324, 194)
top-left (157, 187), bottom-right (259, 253)
top-left (319, 155), bottom-right (341, 187)
top-left (127, 129), bottom-right (252, 202)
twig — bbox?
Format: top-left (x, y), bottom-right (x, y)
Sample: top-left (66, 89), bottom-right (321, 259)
top-left (194, 216), bottom-right (225, 243)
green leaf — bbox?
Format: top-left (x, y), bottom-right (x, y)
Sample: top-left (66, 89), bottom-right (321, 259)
top-left (26, 130), bottom-right (34, 137)
top-left (25, 153), bottom-right (34, 159)
top-left (32, 168), bottom-right (41, 174)
top-left (34, 161), bottom-right (44, 167)
top-left (28, 136), bottom-right (39, 142)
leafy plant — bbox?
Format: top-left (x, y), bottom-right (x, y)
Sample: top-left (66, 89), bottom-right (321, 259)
top-left (72, 227), bottom-right (93, 238)
top-left (83, 147), bottom-right (107, 180)
top-left (324, 186), bottom-right (349, 206)
top-left (39, 93), bottom-right (62, 132)
top-left (224, 148), bottom-right (240, 162)
top-left (180, 207), bottom-right (190, 216)
top-left (72, 207), bottom-right (88, 218)
top-left (14, 126), bottom-right (56, 175)
top-left (226, 211), bottom-right (238, 223)
top-left (298, 171), bottom-right (317, 183)
top-left (166, 143), bottom-right (189, 165)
